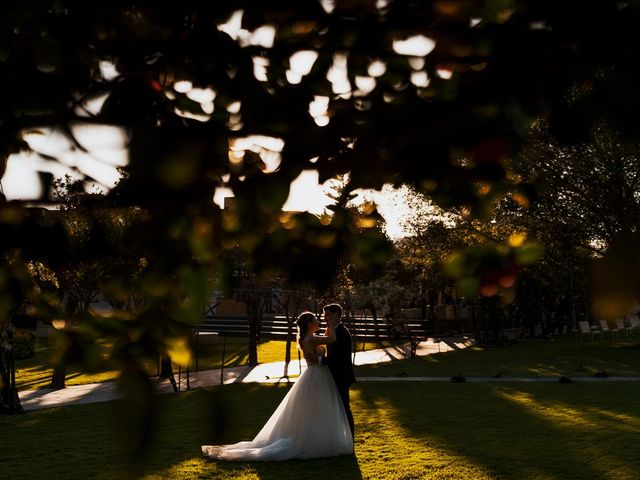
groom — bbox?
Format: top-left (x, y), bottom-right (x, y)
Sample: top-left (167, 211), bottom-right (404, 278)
top-left (323, 303), bottom-right (356, 440)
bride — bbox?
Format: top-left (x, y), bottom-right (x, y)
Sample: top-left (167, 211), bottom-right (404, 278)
top-left (201, 311), bottom-right (354, 461)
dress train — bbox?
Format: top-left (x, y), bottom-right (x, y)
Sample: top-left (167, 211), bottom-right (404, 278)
top-left (201, 364), bottom-right (353, 461)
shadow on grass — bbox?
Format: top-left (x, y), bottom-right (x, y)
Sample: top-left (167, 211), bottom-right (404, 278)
top-left (355, 382), bottom-right (640, 479)
top-left (250, 453), bottom-right (363, 480)
top-left (3, 386), bottom-right (291, 479)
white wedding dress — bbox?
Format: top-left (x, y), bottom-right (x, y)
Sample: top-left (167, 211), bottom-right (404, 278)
top-left (201, 338), bottom-right (353, 461)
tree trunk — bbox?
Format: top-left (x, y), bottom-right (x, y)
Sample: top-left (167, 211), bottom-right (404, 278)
top-left (427, 291), bottom-right (437, 333)
top-left (50, 364), bottom-right (67, 390)
top-left (491, 298), bottom-right (503, 343)
top-left (0, 327), bottom-right (24, 414)
top-left (470, 297), bottom-right (481, 343)
top-left (159, 355), bottom-right (178, 392)
top-left (49, 297), bottom-right (79, 390)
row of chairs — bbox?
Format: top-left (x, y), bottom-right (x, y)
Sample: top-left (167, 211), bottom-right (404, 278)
top-left (578, 315), bottom-right (640, 340)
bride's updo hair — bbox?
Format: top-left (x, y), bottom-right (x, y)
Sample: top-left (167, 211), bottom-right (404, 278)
top-left (295, 312), bottom-right (315, 349)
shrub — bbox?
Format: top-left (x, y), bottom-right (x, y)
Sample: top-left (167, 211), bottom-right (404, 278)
top-left (13, 329), bottom-right (36, 359)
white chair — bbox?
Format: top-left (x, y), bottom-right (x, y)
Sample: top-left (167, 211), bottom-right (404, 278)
top-left (578, 320), bottom-right (601, 340)
top-left (615, 318), bottom-right (633, 336)
top-left (626, 315), bottom-right (640, 335)
top-left (599, 319), bottom-right (618, 338)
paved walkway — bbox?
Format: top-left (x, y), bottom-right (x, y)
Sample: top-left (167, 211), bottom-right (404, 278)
top-left (18, 336), bottom-right (471, 410)
top-left (17, 336), bottom-right (640, 411)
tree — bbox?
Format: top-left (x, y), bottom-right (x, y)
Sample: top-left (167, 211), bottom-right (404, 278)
top-left (397, 194), bottom-right (466, 318)
top-left (0, 257), bottom-right (35, 414)
top-left (0, 211), bottom-right (69, 413)
top-left (506, 122), bottom-right (640, 320)
top-left (28, 179), bottom-right (149, 389)
top-left (397, 186), bottom-right (544, 340)
top-left (400, 119), bottom-right (640, 337)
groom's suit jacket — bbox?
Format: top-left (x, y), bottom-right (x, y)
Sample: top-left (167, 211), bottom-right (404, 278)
top-left (326, 323), bottom-right (356, 387)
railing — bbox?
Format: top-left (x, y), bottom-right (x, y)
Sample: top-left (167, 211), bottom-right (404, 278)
top-left (196, 314), bottom-right (431, 341)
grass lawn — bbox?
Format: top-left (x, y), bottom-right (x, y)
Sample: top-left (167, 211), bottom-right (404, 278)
top-left (356, 334), bottom-right (640, 379)
top-left (2, 382), bottom-right (640, 479)
top-left (15, 337), bottom-right (392, 391)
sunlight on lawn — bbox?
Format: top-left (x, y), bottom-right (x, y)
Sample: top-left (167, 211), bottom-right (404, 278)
top-left (495, 387), bottom-right (640, 479)
top-left (352, 383), bottom-right (640, 480)
top-left (350, 389), bottom-right (495, 480)
top-left (497, 389), bottom-right (604, 428)
top-left (497, 388), bottom-right (640, 432)
top-left (589, 407), bottom-right (640, 429)
top-left (144, 458), bottom-right (261, 480)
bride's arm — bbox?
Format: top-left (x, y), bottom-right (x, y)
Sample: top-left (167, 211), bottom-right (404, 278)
top-left (324, 317), bottom-right (331, 337)
top-left (310, 321), bottom-right (336, 345)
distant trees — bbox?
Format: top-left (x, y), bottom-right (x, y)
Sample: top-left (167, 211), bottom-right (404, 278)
top-left (391, 119), bottom-right (640, 339)
top-left (508, 123), bottom-right (640, 319)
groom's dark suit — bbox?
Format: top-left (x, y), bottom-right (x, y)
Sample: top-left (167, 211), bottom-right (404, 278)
top-left (326, 323), bottom-right (356, 439)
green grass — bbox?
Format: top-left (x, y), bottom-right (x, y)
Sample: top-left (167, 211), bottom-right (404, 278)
top-left (356, 334), bottom-right (640, 379)
top-left (2, 382), bottom-right (640, 479)
top-left (15, 337), bottom-right (391, 391)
